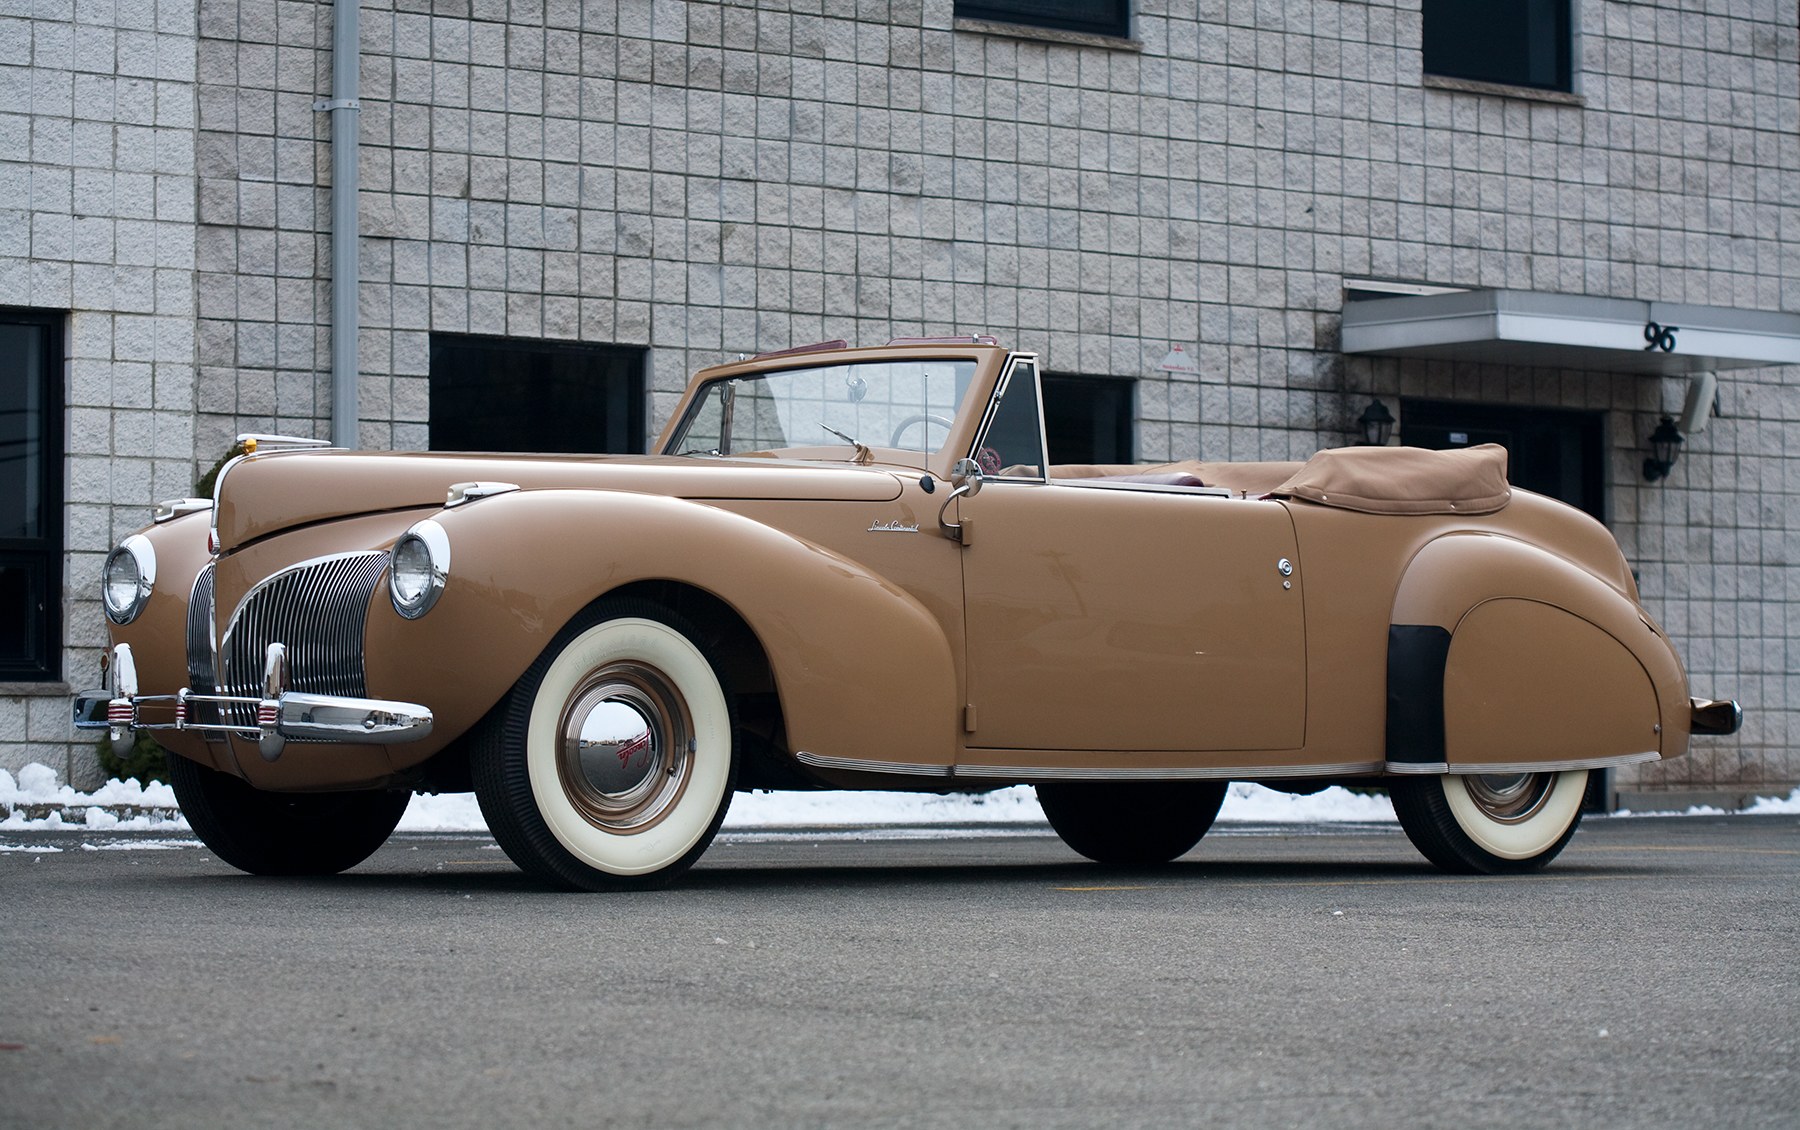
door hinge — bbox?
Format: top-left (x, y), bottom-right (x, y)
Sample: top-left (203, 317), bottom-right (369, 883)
top-left (963, 704), bottom-right (977, 733)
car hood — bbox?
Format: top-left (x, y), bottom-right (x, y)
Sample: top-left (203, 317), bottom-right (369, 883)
top-left (213, 451), bottom-right (907, 551)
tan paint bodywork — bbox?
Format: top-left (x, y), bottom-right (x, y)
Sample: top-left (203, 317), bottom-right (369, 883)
top-left (358, 489), bottom-right (962, 779)
top-left (104, 342), bottom-right (1699, 792)
top-left (956, 481), bottom-right (1307, 752)
top-left (1443, 599), bottom-right (1660, 765)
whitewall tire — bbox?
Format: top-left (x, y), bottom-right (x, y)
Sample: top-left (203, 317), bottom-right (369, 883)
top-left (1392, 769), bottom-right (1589, 874)
top-left (473, 599), bottom-right (736, 890)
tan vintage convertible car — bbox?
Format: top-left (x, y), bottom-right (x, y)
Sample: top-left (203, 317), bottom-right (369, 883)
top-left (80, 338), bottom-right (1739, 889)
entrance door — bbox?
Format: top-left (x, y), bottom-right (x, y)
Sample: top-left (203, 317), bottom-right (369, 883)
top-left (1399, 400), bottom-right (1605, 522)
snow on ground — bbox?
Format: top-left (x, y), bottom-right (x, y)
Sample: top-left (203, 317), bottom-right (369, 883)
top-left (4, 763), bottom-right (1798, 839)
top-left (389, 780), bottom-right (1400, 832)
top-left (0, 765), bottom-right (189, 832)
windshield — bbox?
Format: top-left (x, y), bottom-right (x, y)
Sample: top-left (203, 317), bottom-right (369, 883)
top-left (668, 359), bottom-right (975, 460)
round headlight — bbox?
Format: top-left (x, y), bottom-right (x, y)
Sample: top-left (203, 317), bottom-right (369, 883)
top-left (102, 535), bottom-right (156, 625)
top-left (389, 520), bottom-right (450, 619)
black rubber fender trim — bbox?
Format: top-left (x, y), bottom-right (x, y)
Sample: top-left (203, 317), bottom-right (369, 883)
top-left (1386, 624), bottom-right (1451, 765)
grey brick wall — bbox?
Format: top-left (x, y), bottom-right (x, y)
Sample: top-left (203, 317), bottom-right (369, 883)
top-left (4, 0), bottom-right (1795, 799)
top-left (0, 0), bottom-right (198, 787)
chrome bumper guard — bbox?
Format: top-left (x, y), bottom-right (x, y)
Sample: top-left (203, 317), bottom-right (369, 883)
top-left (74, 643), bottom-right (433, 762)
top-left (1689, 697), bottom-right (1742, 736)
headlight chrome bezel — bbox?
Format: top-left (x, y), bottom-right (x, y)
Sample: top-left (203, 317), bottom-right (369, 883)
top-left (389, 519), bottom-right (451, 620)
top-left (102, 535), bottom-right (157, 625)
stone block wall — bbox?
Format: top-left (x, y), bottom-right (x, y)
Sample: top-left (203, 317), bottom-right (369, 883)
top-left (0, 0), bottom-right (198, 786)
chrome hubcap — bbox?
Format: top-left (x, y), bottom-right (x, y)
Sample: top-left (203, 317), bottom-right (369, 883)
top-left (1462, 772), bottom-right (1556, 824)
top-left (557, 663), bottom-right (691, 832)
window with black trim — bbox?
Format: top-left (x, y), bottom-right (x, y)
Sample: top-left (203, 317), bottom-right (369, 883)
top-left (1422, 0), bottom-right (1572, 92)
top-left (1, 309), bottom-right (64, 682)
top-left (956, 0), bottom-right (1129, 39)
top-left (429, 335), bottom-right (648, 454)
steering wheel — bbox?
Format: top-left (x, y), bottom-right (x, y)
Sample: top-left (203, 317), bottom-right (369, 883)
top-left (889, 413), bottom-right (955, 448)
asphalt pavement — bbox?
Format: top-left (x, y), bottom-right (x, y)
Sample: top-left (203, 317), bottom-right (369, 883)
top-left (3, 814), bottom-right (1796, 1129)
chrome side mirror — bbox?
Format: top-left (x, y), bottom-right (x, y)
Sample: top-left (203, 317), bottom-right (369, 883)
top-left (949, 457), bottom-right (984, 497)
top-left (939, 458), bottom-right (986, 543)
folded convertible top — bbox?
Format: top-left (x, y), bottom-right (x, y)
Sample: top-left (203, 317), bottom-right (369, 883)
top-left (1269, 443), bottom-right (1511, 515)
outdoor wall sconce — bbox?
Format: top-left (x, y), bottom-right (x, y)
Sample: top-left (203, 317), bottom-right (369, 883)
top-left (1356, 398), bottom-right (1395, 446)
top-left (1642, 415), bottom-right (1684, 482)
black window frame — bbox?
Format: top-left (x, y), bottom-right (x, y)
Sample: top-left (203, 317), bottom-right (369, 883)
top-left (428, 334), bottom-right (649, 456)
top-left (1421, 0), bottom-right (1574, 93)
top-left (955, 0), bottom-right (1130, 40)
top-left (0, 308), bottom-right (65, 683)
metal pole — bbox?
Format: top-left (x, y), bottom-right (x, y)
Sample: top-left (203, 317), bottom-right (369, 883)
top-left (317, 0), bottom-right (361, 448)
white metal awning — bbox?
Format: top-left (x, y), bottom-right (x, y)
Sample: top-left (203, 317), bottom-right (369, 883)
top-left (1340, 288), bottom-right (1800, 374)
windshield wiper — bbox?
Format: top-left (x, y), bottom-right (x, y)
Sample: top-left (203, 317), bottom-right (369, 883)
top-left (820, 423), bottom-right (873, 465)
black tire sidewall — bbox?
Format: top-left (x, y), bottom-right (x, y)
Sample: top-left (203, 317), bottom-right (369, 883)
top-left (168, 751), bottom-right (409, 876)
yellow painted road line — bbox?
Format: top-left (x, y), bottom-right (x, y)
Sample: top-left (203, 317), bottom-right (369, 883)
top-left (1054, 885), bottom-right (1153, 892)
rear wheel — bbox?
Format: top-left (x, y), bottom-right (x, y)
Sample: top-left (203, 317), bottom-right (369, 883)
top-left (472, 598), bottom-right (736, 891)
top-left (1391, 770), bottom-right (1588, 874)
top-left (168, 753), bottom-right (409, 876)
top-left (1036, 780), bottom-right (1228, 866)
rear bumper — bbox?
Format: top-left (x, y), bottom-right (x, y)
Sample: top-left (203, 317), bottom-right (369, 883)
top-left (1690, 697), bottom-right (1743, 736)
top-left (74, 642), bottom-right (433, 762)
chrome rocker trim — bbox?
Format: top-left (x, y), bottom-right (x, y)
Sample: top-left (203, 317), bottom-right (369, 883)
top-left (75, 643), bottom-right (432, 763)
top-left (795, 750), bottom-right (953, 778)
top-left (1383, 750), bottom-right (1660, 775)
top-left (953, 760), bottom-right (1385, 781)
top-left (794, 751), bottom-right (1389, 782)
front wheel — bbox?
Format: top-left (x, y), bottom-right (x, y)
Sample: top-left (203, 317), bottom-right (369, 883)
top-left (472, 599), bottom-right (737, 891)
top-left (168, 753), bottom-right (409, 876)
top-left (1390, 770), bottom-right (1588, 874)
top-left (1036, 780), bottom-right (1228, 866)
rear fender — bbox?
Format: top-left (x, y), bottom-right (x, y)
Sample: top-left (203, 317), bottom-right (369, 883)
top-left (363, 490), bottom-right (960, 771)
top-left (1387, 534), bottom-right (1688, 770)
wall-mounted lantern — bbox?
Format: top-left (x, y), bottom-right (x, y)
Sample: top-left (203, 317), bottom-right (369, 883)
top-left (1642, 415), bottom-right (1684, 482)
top-left (1356, 398), bottom-right (1395, 446)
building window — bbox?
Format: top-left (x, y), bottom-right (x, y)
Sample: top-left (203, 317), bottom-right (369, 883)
top-left (0, 309), bottom-right (64, 682)
top-left (1043, 374), bottom-right (1134, 465)
top-left (429, 335), bottom-right (648, 455)
top-left (1422, 0), bottom-right (1572, 92)
top-left (956, 0), bottom-right (1130, 40)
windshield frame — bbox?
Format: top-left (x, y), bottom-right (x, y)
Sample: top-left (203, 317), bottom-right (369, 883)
top-left (658, 345), bottom-right (1015, 477)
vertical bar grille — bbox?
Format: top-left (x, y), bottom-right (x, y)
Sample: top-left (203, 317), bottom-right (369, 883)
top-left (185, 565), bottom-right (220, 729)
top-left (214, 552), bottom-right (387, 730)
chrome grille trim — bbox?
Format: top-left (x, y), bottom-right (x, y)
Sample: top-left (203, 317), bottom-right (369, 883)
top-left (217, 552), bottom-right (387, 732)
top-left (185, 565), bottom-right (221, 732)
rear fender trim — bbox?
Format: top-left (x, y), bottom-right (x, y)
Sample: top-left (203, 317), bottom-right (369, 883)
top-left (1386, 624), bottom-right (1451, 765)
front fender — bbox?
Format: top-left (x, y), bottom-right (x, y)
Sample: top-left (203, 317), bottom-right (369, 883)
top-left (1387, 533), bottom-right (1689, 768)
top-left (362, 490), bottom-right (960, 771)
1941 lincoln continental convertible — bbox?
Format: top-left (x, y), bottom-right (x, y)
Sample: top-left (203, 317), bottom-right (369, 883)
top-left (80, 338), bottom-right (1740, 889)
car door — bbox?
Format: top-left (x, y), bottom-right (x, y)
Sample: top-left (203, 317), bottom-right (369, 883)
top-left (955, 357), bottom-right (1307, 754)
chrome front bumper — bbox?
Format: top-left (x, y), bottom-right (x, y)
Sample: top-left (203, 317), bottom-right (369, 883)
top-left (74, 643), bottom-right (433, 762)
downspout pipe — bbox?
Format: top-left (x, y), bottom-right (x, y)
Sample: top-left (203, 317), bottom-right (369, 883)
top-left (316, 0), bottom-right (361, 448)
